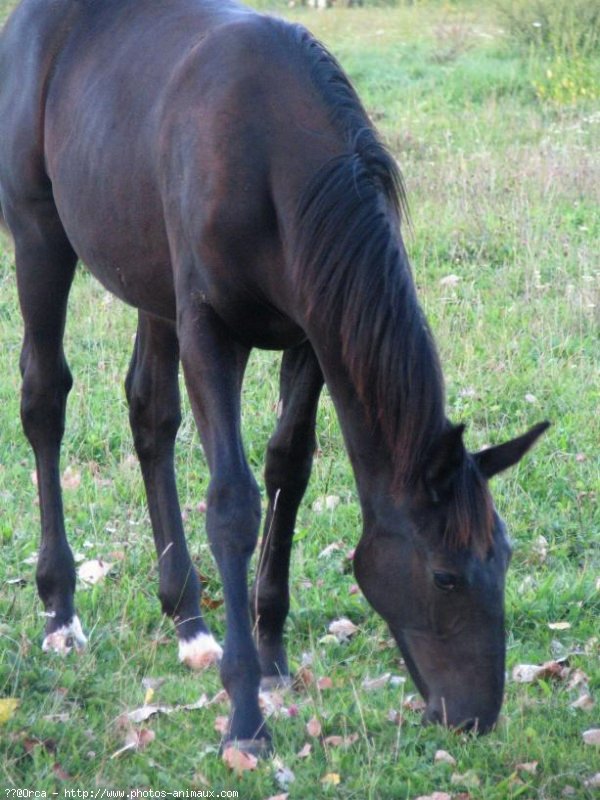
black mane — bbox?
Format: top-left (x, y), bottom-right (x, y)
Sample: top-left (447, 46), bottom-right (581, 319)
top-left (290, 24), bottom-right (447, 489)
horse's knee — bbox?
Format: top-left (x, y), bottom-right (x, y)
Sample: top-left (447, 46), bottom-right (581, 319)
top-left (206, 476), bottom-right (261, 557)
top-left (265, 435), bottom-right (314, 501)
top-left (20, 353), bottom-right (72, 447)
top-left (127, 387), bottom-right (181, 462)
top-left (253, 579), bottom-right (289, 632)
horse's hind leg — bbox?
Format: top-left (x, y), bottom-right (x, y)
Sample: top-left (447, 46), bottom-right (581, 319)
top-left (11, 201), bottom-right (85, 652)
top-left (250, 342), bottom-right (324, 687)
top-left (125, 311), bottom-right (221, 669)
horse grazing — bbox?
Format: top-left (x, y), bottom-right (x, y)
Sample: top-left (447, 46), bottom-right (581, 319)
top-left (0, 0), bottom-right (548, 753)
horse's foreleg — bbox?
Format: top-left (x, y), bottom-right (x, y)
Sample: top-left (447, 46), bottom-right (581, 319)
top-left (12, 203), bottom-right (84, 652)
top-left (178, 303), bottom-right (266, 753)
top-left (125, 311), bottom-right (221, 669)
top-left (250, 342), bottom-right (323, 687)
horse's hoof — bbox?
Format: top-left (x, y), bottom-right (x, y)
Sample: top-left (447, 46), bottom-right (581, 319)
top-left (260, 675), bottom-right (292, 691)
top-left (42, 615), bottom-right (87, 654)
top-left (222, 737), bottom-right (273, 758)
top-left (178, 632), bottom-right (223, 670)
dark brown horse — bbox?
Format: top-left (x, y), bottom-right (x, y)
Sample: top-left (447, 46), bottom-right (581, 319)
top-left (0, 0), bottom-right (548, 753)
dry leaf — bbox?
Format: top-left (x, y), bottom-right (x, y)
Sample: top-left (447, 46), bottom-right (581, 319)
top-left (516, 761), bottom-right (538, 774)
top-left (318, 541), bottom-right (342, 557)
top-left (362, 672), bottom-right (391, 691)
top-left (214, 715), bottom-right (229, 734)
top-left (61, 466), bottom-right (81, 491)
top-left (306, 716), bottom-right (322, 737)
top-left (273, 758), bottom-right (295, 790)
top-left (317, 676), bottom-right (334, 690)
top-left (414, 793), bottom-right (452, 800)
top-left (328, 618), bottom-right (358, 641)
top-left (512, 660), bottom-right (569, 684)
top-left (78, 559), bottom-right (114, 586)
top-left (222, 746), bottom-right (258, 774)
top-left (324, 733), bottom-right (359, 748)
top-left (582, 728), bottom-right (600, 746)
top-left (297, 742), bottom-right (312, 758)
top-left (123, 694), bottom-right (209, 724)
top-left (403, 694), bottom-right (427, 712)
top-left (548, 621), bottom-right (571, 630)
top-left (0, 698), bottom-right (19, 725)
top-left (111, 728), bottom-right (155, 759)
top-left (440, 274), bottom-right (460, 287)
top-left (294, 666), bottom-right (315, 690)
top-left (570, 693), bottom-right (595, 711)
top-left (386, 709), bottom-right (403, 725)
top-left (531, 534), bottom-right (549, 562)
top-left (451, 770), bottom-right (481, 788)
top-left (321, 773), bottom-right (341, 786)
top-left (53, 763), bottom-right (71, 780)
top-left (434, 749), bottom-right (457, 766)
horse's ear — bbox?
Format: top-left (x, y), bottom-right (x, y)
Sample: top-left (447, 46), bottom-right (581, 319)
top-left (423, 423), bottom-right (466, 502)
top-left (473, 421), bottom-right (550, 480)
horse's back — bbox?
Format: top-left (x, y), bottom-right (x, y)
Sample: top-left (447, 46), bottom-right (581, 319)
top-left (0, 0), bottom-right (343, 335)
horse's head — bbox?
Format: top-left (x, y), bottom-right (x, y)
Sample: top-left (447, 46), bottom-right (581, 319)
top-left (354, 421), bottom-right (549, 734)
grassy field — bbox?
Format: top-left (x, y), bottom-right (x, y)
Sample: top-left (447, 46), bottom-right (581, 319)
top-left (1, 1), bottom-right (598, 798)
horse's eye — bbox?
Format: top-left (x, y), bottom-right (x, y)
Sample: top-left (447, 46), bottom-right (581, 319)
top-left (433, 571), bottom-right (458, 591)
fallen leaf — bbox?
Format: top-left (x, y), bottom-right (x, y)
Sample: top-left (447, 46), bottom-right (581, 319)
top-left (273, 757), bottom-right (295, 790)
top-left (53, 763), bottom-right (71, 780)
top-left (512, 660), bottom-right (570, 683)
top-left (548, 621), bottom-right (571, 630)
top-left (321, 773), bottom-right (341, 786)
top-left (293, 666), bottom-right (315, 690)
top-left (414, 793), bottom-right (452, 800)
top-left (516, 761), bottom-right (538, 774)
top-left (403, 694), bottom-right (427, 712)
top-left (61, 466), bottom-right (81, 491)
top-left (78, 559), bottom-right (114, 586)
top-left (451, 770), bottom-right (481, 788)
top-left (440, 274), bottom-right (461, 287)
top-left (324, 733), bottom-right (359, 748)
top-left (318, 541), bottom-right (342, 556)
top-left (325, 495), bottom-right (340, 510)
top-left (317, 676), bottom-right (334, 690)
top-left (214, 716), bottom-right (229, 735)
top-left (297, 742), bottom-right (312, 758)
top-left (524, 393), bottom-right (538, 404)
top-left (111, 728), bottom-right (155, 759)
top-left (570, 693), bottom-right (595, 711)
top-left (362, 672), bottom-right (391, 691)
top-left (567, 668), bottom-right (590, 691)
top-left (123, 694), bottom-right (208, 724)
top-left (208, 688), bottom-right (229, 706)
top-left (386, 709), bottom-right (403, 725)
top-left (531, 534), bottom-right (549, 563)
top-left (0, 698), bottom-right (19, 725)
top-left (222, 746), bottom-right (258, 774)
top-left (328, 618), bottom-right (359, 641)
top-left (306, 716), bottom-right (322, 738)
top-left (582, 728), bottom-right (600, 746)
top-left (434, 749), bottom-right (457, 766)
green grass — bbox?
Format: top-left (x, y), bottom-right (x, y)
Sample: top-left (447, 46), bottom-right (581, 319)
top-left (1, 1), bottom-right (599, 798)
